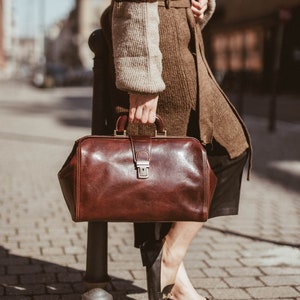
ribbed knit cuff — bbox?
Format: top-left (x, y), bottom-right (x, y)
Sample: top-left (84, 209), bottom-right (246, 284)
top-left (112, 1), bottom-right (166, 94)
top-left (199, 0), bottom-right (216, 29)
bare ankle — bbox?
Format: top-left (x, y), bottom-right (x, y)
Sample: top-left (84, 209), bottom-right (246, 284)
top-left (160, 242), bottom-right (183, 289)
top-left (172, 285), bottom-right (206, 300)
top-left (163, 238), bottom-right (185, 268)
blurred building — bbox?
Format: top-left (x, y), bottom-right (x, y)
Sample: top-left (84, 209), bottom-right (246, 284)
top-left (205, 0), bottom-right (300, 93)
top-left (1, 0), bottom-right (110, 84)
top-left (40, 0), bottom-right (110, 86)
top-left (0, 0), bottom-right (16, 78)
top-left (0, 0), bottom-right (3, 68)
top-left (47, 0), bottom-right (110, 70)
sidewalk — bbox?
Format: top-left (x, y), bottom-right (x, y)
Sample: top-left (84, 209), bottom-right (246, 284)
top-left (0, 80), bottom-right (299, 299)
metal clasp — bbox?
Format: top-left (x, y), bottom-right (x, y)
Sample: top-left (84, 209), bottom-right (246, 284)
top-left (136, 161), bottom-right (150, 179)
top-left (113, 129), bottom-right (127, 136)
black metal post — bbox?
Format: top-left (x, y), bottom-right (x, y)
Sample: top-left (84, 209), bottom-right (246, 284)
top-left (237, 31), bottom-right (247, 117)
top-left (269, 23), bottom-right (284, 132)
top-left (85, 222), bottom-right (109, 288)
top-left (84, 29), bottom-right (110, 289)
top-left (269, 9), bottom-right (291, 132)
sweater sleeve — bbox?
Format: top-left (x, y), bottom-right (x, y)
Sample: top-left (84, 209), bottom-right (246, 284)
top-left (112, 1), bottom-right (166, 94)
top-left (199, 0), bottom-right (216, 29)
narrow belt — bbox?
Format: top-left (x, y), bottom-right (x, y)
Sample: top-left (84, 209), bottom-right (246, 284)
top-left (158, 0), bottom-right (190, 8)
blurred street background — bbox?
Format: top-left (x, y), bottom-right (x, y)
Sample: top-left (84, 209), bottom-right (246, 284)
top-left (0, 0), bottom-right (300, 299)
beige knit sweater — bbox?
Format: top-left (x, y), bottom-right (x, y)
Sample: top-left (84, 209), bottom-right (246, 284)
top-left (102, 0), bottom-right (251, 176)
top-left (112, 0), bottom-right (216, 94)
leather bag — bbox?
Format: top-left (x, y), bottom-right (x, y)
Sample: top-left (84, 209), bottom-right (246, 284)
top-left (57, 115), bottom-right (217, 222)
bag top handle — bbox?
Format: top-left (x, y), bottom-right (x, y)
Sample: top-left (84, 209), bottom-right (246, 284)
top-left (114, 114), bottom-right (167, 136)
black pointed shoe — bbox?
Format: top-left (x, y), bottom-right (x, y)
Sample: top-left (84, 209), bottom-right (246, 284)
top-left (140, 240), bottom-right (174, 300)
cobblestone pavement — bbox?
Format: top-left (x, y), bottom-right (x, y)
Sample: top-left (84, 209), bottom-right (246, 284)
top-left (0, 80), bottom-right (299, 300)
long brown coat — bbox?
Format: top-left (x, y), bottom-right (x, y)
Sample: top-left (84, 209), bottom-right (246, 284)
top-left (101, 0), bottom-right (251, 164)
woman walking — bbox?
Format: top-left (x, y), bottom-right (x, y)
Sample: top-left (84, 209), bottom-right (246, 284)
top-left (86, 0), bottom-right (251, 299)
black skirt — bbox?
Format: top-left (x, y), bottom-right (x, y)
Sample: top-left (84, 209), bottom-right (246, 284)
top-left (134, 110), bottom-right (249, 248)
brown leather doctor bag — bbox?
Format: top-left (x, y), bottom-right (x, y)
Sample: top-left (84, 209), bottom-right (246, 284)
top-left (57, 115), bottom-right (217, 222)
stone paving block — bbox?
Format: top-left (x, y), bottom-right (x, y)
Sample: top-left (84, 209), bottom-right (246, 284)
top-left (120, 292), bottom-right (148, 300)
top-left (225, 267), bottom-right (263, 277)
top-left (20, 273), bottom-right (57, 284)
top-left (209, 241), bottom-right (244, 251)
top-left (9, 248), bottom-right (42, 257)
top-left (19, 240), bottom-right (51, 249)
top-left (60, 295), bottom-right (81, 300)
top-left (184, 267), bottom-right (206, 278)
top-left (41, 247), bottom-right (64, 256)
top-left (206, 258), bottom-right (242, 268)
top-left (189, 245), bottom-right (214, 253)
top-left (57, 272), bottom-right (84, 283)
top-left (259, 275), bottom-right (300, 286)
top-left (184, 249), bottom-right (210, 262)
top-left (109, 252), bottom-right (141, 262)
top-left (246, 286), bottom-right (300, 298)
top-left (48, 235), bottom-right (81, 244)
top-left (241, 256), bottom-right (300, 268)
top-left (17, 228), bottom-right (47, 235)
top-left (47, 239), bottom-right (74, 248)
top-left (203, 267), bottom-right (229, 278)
top-left (75, 253), bottom-right (86, 263)
top-left (182, 259), bottom-right (208, 269)
top-left (7, 264), bottom-right (43, 275)
top-left (46, 283), bottom-right (74, 294)
top-left (109, 261), bottom-right (146, 271)
top-left (72, 281), bottom-right (86, 294)
top-left (192, 277), bottom-right (228, 289)
top-left (67, 262), bottom-right (86, 271)
top-left (131, 269), bottom-right (146, 280)
top-left (46, 228), bottom-right (69, 235)
top-left (185, 250), bottom-right (210, 260)
top-left (109, 270), bottom-right (135, 281)
top-left (239, 241), bottom-right (278, 251)
top-left (7, 235), bottom-right (38, 243)
top-left (207, 250), bottom-right (240, 259)
top-left (0, 275), bottom-right (19, 285)
top-left (6, 284), bottom-right (45, 295)
top-left (209, 287), bottom-right (251, 299)
top-left (0, 228), bottom-right (17, 236)
top-left (33, 296), bottom-right (61, 300)
top-left (224, 276), bottom-right (264, 288)
top-left (260, 267), bottom-right (300, 276)
top-left (0, 256), bottom-right (30, 266)
top-left (110, 278), bottom-right (146, 293)
top-left (1, 297), bottom-right (31, 300)
top-left (64, 246), bottom-right (85, 255)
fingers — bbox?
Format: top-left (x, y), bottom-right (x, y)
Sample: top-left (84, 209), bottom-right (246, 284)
top-left (129, 94), bottom-right (158, 124)
top-left (128, 106), bottom-right (136, 123)
top-left (191, 0), bottom-right (208, 20)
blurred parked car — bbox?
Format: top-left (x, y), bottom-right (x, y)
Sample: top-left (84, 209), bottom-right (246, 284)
top-left (32, 63), bottom-right (92, 88)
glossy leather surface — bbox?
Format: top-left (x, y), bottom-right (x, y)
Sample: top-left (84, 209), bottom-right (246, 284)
top-left (58, 133), bottom-right (217, 222)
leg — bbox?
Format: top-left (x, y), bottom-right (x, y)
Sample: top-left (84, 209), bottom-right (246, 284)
top-left (161, 221), bottom-right (203, 289)
top-left (141, 221), bottom-right (204, 300)
top-left (172, 262), bottom-right (207, 300)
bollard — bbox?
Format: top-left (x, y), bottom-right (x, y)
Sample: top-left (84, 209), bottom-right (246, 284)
top-left (82, 288), bottom-right (113, 300)
top-left (84, 29), bottom-right (111, 289)
top-left (269, 9), bottom-right (291, 132)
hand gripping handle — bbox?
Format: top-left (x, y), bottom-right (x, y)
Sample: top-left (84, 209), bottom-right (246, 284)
top-left (114, 114), bottom-right (167, 136)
